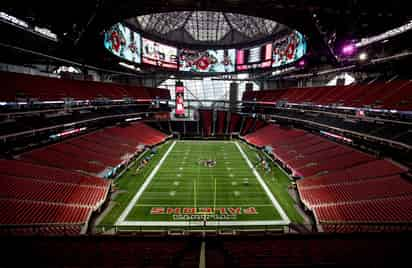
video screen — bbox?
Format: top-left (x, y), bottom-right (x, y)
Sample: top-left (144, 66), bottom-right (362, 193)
top-left (175, 85), bottom-right (185, 116)
top-left (142, 38), bottom-right (178, 69)
top-left (272, 31), bottom-right (307, 68)
top-left (179, 49), bottom-right (236, 73)
top-left (236, 43), bottom-right (273, 71)
top-left (104, 23), bottom-right (141, 64)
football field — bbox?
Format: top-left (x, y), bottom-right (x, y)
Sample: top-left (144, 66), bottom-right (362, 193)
top-left (116, 141), bottom-right (290, 227)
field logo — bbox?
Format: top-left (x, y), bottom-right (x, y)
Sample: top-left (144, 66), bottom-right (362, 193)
top-left (150, 207), bottom-right (257, 220)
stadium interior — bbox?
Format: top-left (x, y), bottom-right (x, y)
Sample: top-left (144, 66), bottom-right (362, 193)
top-left (0, 0), bottom-right (411, 267)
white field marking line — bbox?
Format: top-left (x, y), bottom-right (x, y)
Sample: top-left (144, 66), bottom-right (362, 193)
top-left (194, 177), bottom-right (197, 209)
top-left (140, 191), bottom-right (266, 195)
top-left (235, 142), bottom-right (290, 224)
top-left (119, 220), bottom-right (288, 227)
top-left (194, 142), bottom-right (199, 209)
top-left (157, 172), bottom-right (256, 178)
top-left (115, 141), bottom-right (177, 225)
top-left (213, 176), bottom-right (217, 212)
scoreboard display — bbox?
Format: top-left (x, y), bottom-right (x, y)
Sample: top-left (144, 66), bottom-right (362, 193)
top-left (236, 43), bottom-right (273, 71)
top-left (104, 23), bottom-right (141, 64)
top-left (179, 48), bottom-right (236, 73)
top-left (142, 37), bottom-right (178, 69)
top-left (104, 25), bottom-right (307, 72)
top-left (272, 31), bottom-right (307, 68)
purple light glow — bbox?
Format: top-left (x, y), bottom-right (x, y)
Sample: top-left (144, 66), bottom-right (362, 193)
top-left (298, 59), bottom-right (305, 67)
top-left (342, 44), bottom-right (356, 55)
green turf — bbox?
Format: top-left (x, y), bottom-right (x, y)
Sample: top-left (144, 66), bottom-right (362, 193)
top-left (98, 139), bottom-right (304, 229)
top-left (98, 141), bottom-right (172, 226)
top-left (239, 141), bottom-right (305, 224)
top-left (125, 141), bottom-right (281, 222)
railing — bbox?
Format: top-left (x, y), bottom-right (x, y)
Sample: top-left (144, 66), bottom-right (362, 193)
top-left (2, 223), bottom-right (412, 236)
top-left (0, 224), bottom-right (85, 236)
top-left (0, 111), bottom-right (157, 141)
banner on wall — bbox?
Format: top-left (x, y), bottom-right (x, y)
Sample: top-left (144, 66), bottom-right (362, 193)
top-left (175, 81), bottom-right (185, 117)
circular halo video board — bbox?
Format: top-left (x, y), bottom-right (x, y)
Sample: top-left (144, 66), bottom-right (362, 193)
top-left (104, 22), bottom-right (307, 74)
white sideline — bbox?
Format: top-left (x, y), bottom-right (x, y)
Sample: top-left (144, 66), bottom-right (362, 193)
top-left (235, 142), bottom-right (290, 225)
top-left (115, 141), bottom-right (177, 225)
top-left (120, 220), bottom-right (287, 227)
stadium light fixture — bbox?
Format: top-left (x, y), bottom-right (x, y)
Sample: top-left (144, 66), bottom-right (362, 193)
top-left (342, 44), bottom-right (356, 56)
top-left (359, 52), bottom-right (368, 61)
top-left (119, 62), bottom-right (140, 71)
top-left (355, 20), bottom-right (412, 48)
top-left (0, 11), bottom-right (28, 28)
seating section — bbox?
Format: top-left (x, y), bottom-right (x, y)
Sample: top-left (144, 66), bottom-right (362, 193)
top-left (0, 71), bottom-right (170, 102)
top-left (0, 225), bottom-right (82, 236)
top-left (0, 199), bottom-right (92, 225)
top-left (244, 124), bottom-right (306, 147)
top-left (243, 80), bottom-right (412, 110)
top-left (3, 238), bottom-right (192, 267)
top-left (20, 147), bottom-right (107, 175)
top-left (216, 111), bottom-right (227, 135)
top-left (245, 124), bottom-right (376, 177)
top-left (2, 236), bottom-right (408, 267)
top-left (200, 110), bottom-right (213, 136)
top-left (229, 113), bottom-right (241, 133)
top-left (265, 108), bottom-right (412, 146)
top-left (222, 236), bottom-right (408, 267)
top-left (0, 122), bottom-right (167, 235)
top-left (20, 122), bottom-right (167, 175)
top-left (240, 117), bottom-right (254, 135)
top-left (314, 196), bottom-right (412, 223)
top-left (298, 159), bottom-right (405, 189)
top-left (102, 122), bottom-right (168, 147)
top-left (0, 158), bottom-right (110, 235)
top-left (0, 159), bottom-right (108, 187)
top-left (299, 175), bottom-right (412, 207)
top-left (0, 175), bottom-right (108, 207)
top-left (244, 124), bottom-right (410, 231)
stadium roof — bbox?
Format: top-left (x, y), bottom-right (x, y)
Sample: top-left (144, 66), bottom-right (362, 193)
top-left (129, 11), bottom-right (287, 45)
top-left (2, 0), bottom-right (411, 74)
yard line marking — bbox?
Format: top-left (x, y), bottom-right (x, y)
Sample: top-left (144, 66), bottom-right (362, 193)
top-left (193, 177), bottom-right (197, 209)
top-left (213, 176), bottom-right (217, 212)
top-left (115, 141), bottom-right (176, 225)
top-left (235, 142), bottom-right (290, 225)
top-left (134, 204), bottom-right (274, 207)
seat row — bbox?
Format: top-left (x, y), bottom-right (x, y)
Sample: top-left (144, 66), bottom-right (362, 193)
top-left (243, 80), bottom-right (412, 110)
top-left (243, 124), bottom-right (410, 230)
top-left (0, 71), bottom-right (170, 102)
top-left (19, 122), bottom-right (168, 175)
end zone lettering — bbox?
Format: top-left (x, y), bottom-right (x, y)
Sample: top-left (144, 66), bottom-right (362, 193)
top-left (150, 207), bottom-right (258, 215)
